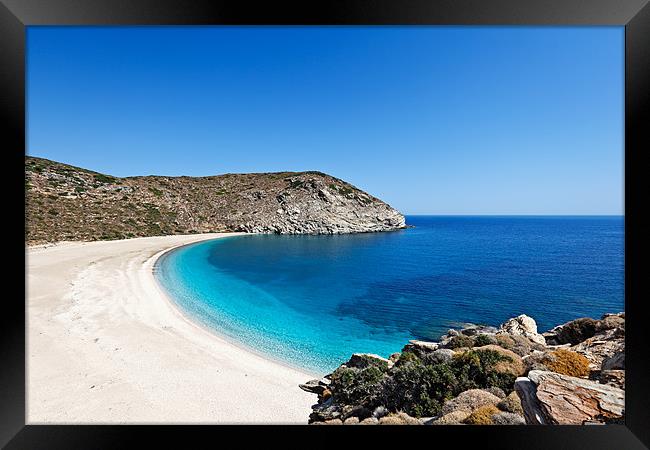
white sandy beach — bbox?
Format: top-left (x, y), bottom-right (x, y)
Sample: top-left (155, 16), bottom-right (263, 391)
top-left (27, 233), bottom-right (316, 424)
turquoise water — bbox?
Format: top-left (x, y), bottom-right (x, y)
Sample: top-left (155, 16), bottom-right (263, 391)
top-left (155, 216), bottom-right (624, 374)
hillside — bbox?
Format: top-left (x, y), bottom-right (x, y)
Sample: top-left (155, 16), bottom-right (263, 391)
top-left (25, 156), bottom-right (406, 244)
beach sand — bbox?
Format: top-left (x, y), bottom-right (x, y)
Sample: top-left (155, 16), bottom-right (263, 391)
top-left (27, 233), bottom-right (316, 424)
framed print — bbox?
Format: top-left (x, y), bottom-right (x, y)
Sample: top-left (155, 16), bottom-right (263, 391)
top-left (2, 0), bottom-right (649, 448)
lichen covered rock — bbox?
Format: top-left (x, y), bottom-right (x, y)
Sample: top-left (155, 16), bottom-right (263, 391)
top-left (463, 405), bottom-right (501, 425)
top-left (431, 410), bottom-right (470, 425)
top-left (497, 391), bottom-right (524, 415)
top-left (378, 412), bottom-right (422, 425)
top-left (492, 411), bottom-right (526, 425)
top-left (441, 389), bottom-right (501, 415)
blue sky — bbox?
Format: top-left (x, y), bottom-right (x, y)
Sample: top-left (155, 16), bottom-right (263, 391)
top-left (27, 26), bottom-right (623, 215)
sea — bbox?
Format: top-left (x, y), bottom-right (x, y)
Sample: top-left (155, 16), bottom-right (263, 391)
top-left (155, 216), bottom-right (624, 375)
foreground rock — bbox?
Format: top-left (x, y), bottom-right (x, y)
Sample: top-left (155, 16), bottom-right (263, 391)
top-left (26, 156), bottom-right (406, 244)
top-left (302, 312), bottom-right (625, 425)
top-left (515, 370), bottom-right (624, 424)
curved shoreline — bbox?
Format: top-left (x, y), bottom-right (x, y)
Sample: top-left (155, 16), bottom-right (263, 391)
top-left (27, 233), bottom-right (315, 423)
top-left (148, 235), bottom-right (323, 378)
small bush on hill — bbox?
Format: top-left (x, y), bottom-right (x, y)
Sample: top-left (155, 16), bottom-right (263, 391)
top-left (149, 187), bottom-right (163, 197)
top-left (93, 173), bottom-right (117, 184)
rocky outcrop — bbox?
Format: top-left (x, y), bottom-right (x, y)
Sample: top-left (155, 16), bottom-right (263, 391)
top-left (570, 328), bottom-right (625, 371)
top-left (516, 370), bottom-right (625, 424)
top-left (345, 353), bottom-right (392, 370)
top-left (601, 351), bottom-right (624, 371)
top-left (543, 312), bottom-right (624, 346)
top-left (302, 312), bottom-right (625, 425)
top-left (402, 340), bottom-right (439, 357)
top-left (498, 314), bottom-right (546, 346)
top-left (299, 378), bottom-right (331, 396)
top-left (26, 156), bottom-right (406, 244)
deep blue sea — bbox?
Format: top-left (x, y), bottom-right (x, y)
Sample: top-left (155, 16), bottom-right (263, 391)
top-left (155, 216), bottom-right (624, 374)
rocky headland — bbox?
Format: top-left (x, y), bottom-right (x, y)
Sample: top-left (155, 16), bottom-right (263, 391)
top-left (25, 156), bottom-right (406, 244)
top-left (300, 312), bottom-right (625, 425)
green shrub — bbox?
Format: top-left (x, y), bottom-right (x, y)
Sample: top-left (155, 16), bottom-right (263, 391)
top-left (450, 350), bottom-right (517, 393)
top-left (470, 345), bottom-right (525, 377)
top-left (329, 365), bottom-right (386, 406)
top-left (379, 348), bottom-right (516, 418)
top-left (328, 183), bottom-right (355, 196)
top-left (474, 334), bottom-right (496, 347)
top-left (381, 357), bottom-right (456, 417)
top-left (447, 335), bottom-right (475, 349)
top-left (326, 346), bottom-right (519, 420)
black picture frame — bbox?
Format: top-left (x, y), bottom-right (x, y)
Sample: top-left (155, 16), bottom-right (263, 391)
top-left (3, 0), bottom-right (649, 448)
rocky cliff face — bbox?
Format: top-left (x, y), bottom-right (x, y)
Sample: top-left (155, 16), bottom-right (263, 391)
top-left (25, 156), bottom-right (406, 244)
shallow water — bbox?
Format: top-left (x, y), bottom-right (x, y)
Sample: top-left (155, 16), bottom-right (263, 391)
top-left (156, 216), bottom-right (624, 374)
